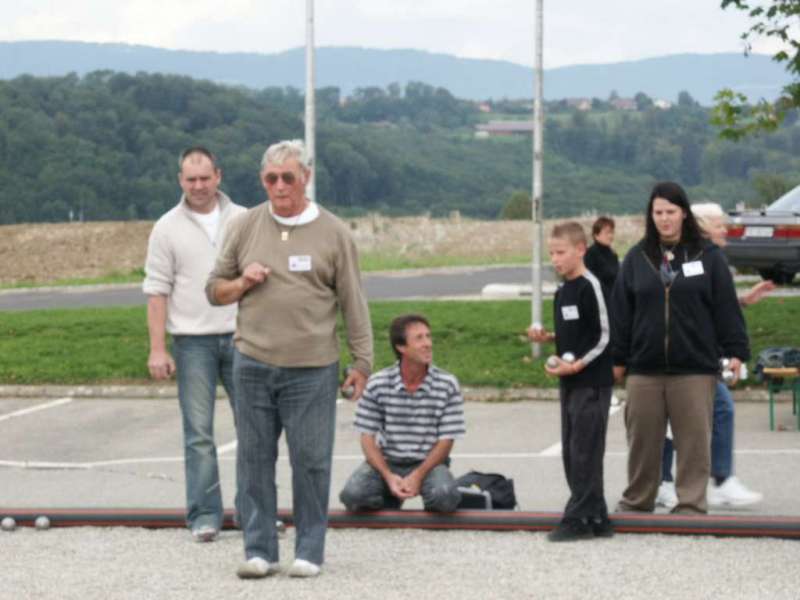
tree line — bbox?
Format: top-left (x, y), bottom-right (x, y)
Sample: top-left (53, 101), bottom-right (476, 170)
top-left (0, 71), bottom-right (798, 225)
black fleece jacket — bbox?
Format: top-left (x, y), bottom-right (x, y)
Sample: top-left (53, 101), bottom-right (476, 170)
top-left (584, 242), bottom-right (619, 295)
top-left (610, 239), bottom-right (750, 375)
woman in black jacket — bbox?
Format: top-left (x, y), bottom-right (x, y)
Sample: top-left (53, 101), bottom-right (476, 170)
top-left (611, 182), bottom-right (749, 514)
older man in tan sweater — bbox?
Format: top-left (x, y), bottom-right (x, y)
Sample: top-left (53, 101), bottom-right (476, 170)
top-left (206, 139), bottom-right (373, 580)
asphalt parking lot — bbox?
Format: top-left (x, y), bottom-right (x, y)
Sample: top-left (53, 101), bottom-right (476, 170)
top-left (1, 394), bottom-right (799, 600)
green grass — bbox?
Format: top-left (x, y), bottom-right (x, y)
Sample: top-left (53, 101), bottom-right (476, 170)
top-left (0, 298), bottom-right (796, 387)
top-left (0, 268), bottom-right (145, 290)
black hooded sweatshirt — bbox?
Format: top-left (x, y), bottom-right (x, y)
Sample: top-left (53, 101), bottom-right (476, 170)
top-left (611, 239), bottom-right (749, 375)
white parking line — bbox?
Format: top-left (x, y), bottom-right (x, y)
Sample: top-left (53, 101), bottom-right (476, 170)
top-left (4, 447), bottom-right (798, 471)
top-left (537, 402), bottom-right (624, 457)
top-left (217, 440), bottom-right (237, 455)
top-left (0, 398), bottom-right (72, 423)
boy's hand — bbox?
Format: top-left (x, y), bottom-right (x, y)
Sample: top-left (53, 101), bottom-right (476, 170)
top-left (545, 358), bottom-right (584, 376)
top-left (527, 326), bottom-right (554, 343)
top-left (613, 366), bottom-right (626, 384)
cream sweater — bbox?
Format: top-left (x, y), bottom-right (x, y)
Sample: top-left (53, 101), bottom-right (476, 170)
top-left (206, 203), bottom-right (373, 375)
top-left (143, 192), bottom-right (246, 335)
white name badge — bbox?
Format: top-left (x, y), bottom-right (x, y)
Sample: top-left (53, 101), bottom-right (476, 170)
top-left (561, 305), bottom-right (580, 321)
top-left (682, 261), bottom-right (704, 277)
top-left (289, 255), bottom-right (312, 272)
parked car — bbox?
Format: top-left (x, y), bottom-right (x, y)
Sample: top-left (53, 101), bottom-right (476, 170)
top-left (725, 184), bottom-right (800, 284)
top-left (725, 185), bottom-right (800, 284)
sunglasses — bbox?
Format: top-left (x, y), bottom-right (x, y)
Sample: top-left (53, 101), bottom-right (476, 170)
top-left (264, 172), bottom-right (298, 185)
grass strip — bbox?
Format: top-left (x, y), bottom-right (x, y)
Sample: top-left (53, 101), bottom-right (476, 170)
top-left (0, 299), bottom-right (797, 386)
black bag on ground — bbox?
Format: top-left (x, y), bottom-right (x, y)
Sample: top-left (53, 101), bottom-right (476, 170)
top-left (455, 471), bottom-right (517, 510)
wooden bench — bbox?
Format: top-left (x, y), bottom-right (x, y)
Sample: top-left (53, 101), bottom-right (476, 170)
top-left (762, 367), bottom-right (800, 431)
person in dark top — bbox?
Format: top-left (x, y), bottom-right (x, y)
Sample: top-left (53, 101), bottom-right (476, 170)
top-left (611, 181), bottom-right (749, 515)
top-left (584, 216), bottom-right (619, 296)
top-left (528, 221), bottom-right (614, 542)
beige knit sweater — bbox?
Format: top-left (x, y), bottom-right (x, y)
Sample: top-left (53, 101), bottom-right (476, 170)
top-left (206, 203), bottom-right (373, 375)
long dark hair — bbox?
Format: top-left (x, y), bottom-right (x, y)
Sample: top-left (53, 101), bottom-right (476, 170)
top-left (643, 181), bottom-right (704, 263)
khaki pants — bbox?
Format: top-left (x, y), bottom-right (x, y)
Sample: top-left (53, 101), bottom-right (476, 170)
top-left (619, 374), bottom-right (715, 514)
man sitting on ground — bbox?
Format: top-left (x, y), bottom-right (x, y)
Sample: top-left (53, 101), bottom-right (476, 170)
top-left (340, 314), bottom-right (465, 512)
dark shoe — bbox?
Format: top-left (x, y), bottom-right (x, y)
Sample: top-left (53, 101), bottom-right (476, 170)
top-left (547, 520), bottom-right (594, 542)
top-left (591, 518), bottom-right (614, 538)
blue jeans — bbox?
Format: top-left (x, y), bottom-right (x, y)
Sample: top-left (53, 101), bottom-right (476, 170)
top-left (339, 460), bottom-right (461, 513)
top-left (172, 333), bottom-right (237, 530)
top-left (234, 350), bottom-right (338, 566)
top-left (661, 381), bottom-right (734, 481)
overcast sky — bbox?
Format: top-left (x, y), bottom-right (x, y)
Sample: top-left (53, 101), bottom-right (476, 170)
top-left (1, 1), bottom-right (783, 68)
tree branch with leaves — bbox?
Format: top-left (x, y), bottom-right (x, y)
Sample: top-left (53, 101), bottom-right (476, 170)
top-left (712, 0), bottom-right (800, 139)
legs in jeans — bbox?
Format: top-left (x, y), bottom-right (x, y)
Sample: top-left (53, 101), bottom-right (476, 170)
top-left (340, 461), bottom-right (402, 510)
top-left (561, 386), bottom-right (611, 523)
top-left (661, 438), bottom-right (674, 482)
top-left (620, 374), bottom-right (714, 513)
top-left (661, 382), bottom-right (734, 484)
top-left (711, 381), bottom-right (734, 481)
top-left (173, 333), bottom-right (236, 530)
top-left (340, 460), bottom-right (460, 513)
top-left (234, 350), bottom-right (338, 566)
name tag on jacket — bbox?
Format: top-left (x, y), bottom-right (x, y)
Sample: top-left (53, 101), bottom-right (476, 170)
top-left (289, 255), bottom-right (312, 272)
top-left (682, 261), bottom-right (704, 277)
top-left (561, 305), bottom-right (580, 320)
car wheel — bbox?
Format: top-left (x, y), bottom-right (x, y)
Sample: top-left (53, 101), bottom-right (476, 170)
top-left (759, 269), bottom-right (796, 285)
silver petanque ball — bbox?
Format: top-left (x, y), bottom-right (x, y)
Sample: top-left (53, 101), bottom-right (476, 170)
top-left (34, 515), bottom-right (50, 530)
top-left (546, 356), bottom-right (559, 369)
top-left (1, 517), bottom-right (15, 532)
top-left (562, 352), bottom-right (576, 363)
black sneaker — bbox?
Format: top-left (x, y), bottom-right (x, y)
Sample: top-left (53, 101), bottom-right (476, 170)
top-left (591, 518), bottom-right (614, 538)
top-left (547, 520), bottom-right (594, 542)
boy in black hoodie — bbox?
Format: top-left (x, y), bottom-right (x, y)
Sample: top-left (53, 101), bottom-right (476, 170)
top-left (528, 222), bottom-right (614, 541)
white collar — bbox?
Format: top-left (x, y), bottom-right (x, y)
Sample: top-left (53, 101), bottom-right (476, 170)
top-left (269, 201), bottom-right (319, 226)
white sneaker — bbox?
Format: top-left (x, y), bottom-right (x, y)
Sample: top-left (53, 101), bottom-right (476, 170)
top-left (289, 558), bottom-right (321, 578)
top-left (191, 525), bottom-right (218, 543)
top-left (708, 476), bottom-right (763, 508)
top-left (655, 481), bottom-right (678, 509)
top-left (236, 557), bottom-right (280, 579)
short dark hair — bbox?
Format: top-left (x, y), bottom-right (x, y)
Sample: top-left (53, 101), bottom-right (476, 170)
top-left (591, 216), bottom-right (615, 237)
top-left (179, 146), bottom-right (219, 171)
top-left (389, 314), bottom-right (431, 360)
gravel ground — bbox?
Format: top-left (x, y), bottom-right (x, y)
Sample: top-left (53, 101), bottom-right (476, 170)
top-left (1, 526), bottom-right (797, 600)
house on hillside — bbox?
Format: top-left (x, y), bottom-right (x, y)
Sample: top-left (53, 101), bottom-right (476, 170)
top-left (566, 98), bottom-right (592, 111)
top-left (610, 98), bottom-right (636, 111)
top-left (474, 120), bottom-right (534, 138)
top-left (654, 99), bottom-right (673, 110)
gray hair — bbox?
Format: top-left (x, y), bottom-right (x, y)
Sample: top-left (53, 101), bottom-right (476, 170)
top-left (260, 139), bottom-right (312, 171)
top-left (691, 202), bottom-right (726, 233)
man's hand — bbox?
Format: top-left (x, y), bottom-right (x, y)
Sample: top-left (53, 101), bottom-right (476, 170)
top-left (148, 348), bottom-right (176, 380)
top-left (343, 368), bottom-right (368, 401)
top-left (613, 365), bottom-right (626, 384)
top-left (399, 470), bottom-right (424, 497)
top-left (385, 472), bottom-right (414, 500)
top-left (241, 262), bottom-right (270, 292)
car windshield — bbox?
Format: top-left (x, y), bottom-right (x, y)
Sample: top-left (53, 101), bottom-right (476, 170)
top-left (768, 185), bottom-right (800, 212)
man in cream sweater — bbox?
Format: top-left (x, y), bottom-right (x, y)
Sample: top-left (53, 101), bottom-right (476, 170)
top-left (206, 139), bottom-right (373, 580)
top-left (143, 146), bottom-right (246, 543)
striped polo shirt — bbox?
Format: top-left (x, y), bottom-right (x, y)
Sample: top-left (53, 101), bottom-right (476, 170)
top-left (354, 362), bottom-right (466, 462)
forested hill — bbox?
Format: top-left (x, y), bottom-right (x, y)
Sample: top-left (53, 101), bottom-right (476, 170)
top-left (0, 41), bottom-right (791, 104)
top-left (0, 71), bottom-right (799, 225)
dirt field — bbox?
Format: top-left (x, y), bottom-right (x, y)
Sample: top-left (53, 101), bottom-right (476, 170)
top-left (0, 214), bottom-right (643, 285)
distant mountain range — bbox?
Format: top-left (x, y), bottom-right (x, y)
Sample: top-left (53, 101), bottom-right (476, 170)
top-left (0, 40), bottom-right (790, 105)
